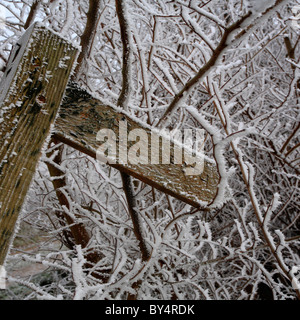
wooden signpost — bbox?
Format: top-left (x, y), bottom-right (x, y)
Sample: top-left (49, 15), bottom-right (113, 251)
top-left (0, 23), bottom-right (219, 266)
top-left (0, 23), bottom-right (78, 265)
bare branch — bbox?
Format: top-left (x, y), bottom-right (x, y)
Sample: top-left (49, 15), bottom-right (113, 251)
top-left (73, 0), bottom-right (101, 78)
top-left (156, 13), bottom-right (251, 127)
top-left (120, 172), bottom-right (151, 262)
top-left (115, 0), bottom-right (132, 110)
top-left (157, 0), bottom-right (291, 128)
top-left (24, 0), bottom-right (40, 30)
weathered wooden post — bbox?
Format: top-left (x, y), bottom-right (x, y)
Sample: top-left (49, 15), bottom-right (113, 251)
top-left (0, 22), bottom-right (220, 271)
top-left (0, 23), bottom-right (78, 266)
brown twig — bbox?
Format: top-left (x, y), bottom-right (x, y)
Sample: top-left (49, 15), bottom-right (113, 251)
top-left (73, 0), bottom-right (101, 77)
top-left (24, 0), bottom-right (40, 30)
top-left (120, 172), bottom-right (150, 262)
top-left (115, 0), bottom-right (132, 110)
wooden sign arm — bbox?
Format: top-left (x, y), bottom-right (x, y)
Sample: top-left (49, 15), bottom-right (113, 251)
top-left (53, 84), bottom-right (220, 209)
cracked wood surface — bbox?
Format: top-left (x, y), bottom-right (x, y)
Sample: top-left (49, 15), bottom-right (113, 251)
top-left (54, 85), bottom-right (220, 209)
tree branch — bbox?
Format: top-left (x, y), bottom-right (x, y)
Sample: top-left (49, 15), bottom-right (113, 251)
top-left (46, 139), bottom-right (104, 277)
top-left (156, 13), bottom-right (251, 127)
top-left (73, 0), bottom-right (101, 78)
top-left (24, 0), bottom-right (40, 30)
top-left (115, 0), bottom-right (132, 110)
top-left (156, 0), bottom-right (290, 128)
top-left (120, 172), bottom-right (151, 262)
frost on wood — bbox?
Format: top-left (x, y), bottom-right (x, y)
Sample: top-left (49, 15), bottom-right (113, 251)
top-left (1, 0), bottom-right (298, 301)
top-left (0, 23), bottom-right (78, 266)
top-left (53, 85), bottom-right (220, 209)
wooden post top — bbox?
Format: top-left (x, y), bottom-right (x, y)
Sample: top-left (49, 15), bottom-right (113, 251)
top-left (0, 23), bottom-right (78, 266)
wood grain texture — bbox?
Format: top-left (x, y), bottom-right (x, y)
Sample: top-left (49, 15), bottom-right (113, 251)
top-left (0, 23), bottom-right (78, 265)
top-left (54, 85), bottom-right (220, 209)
